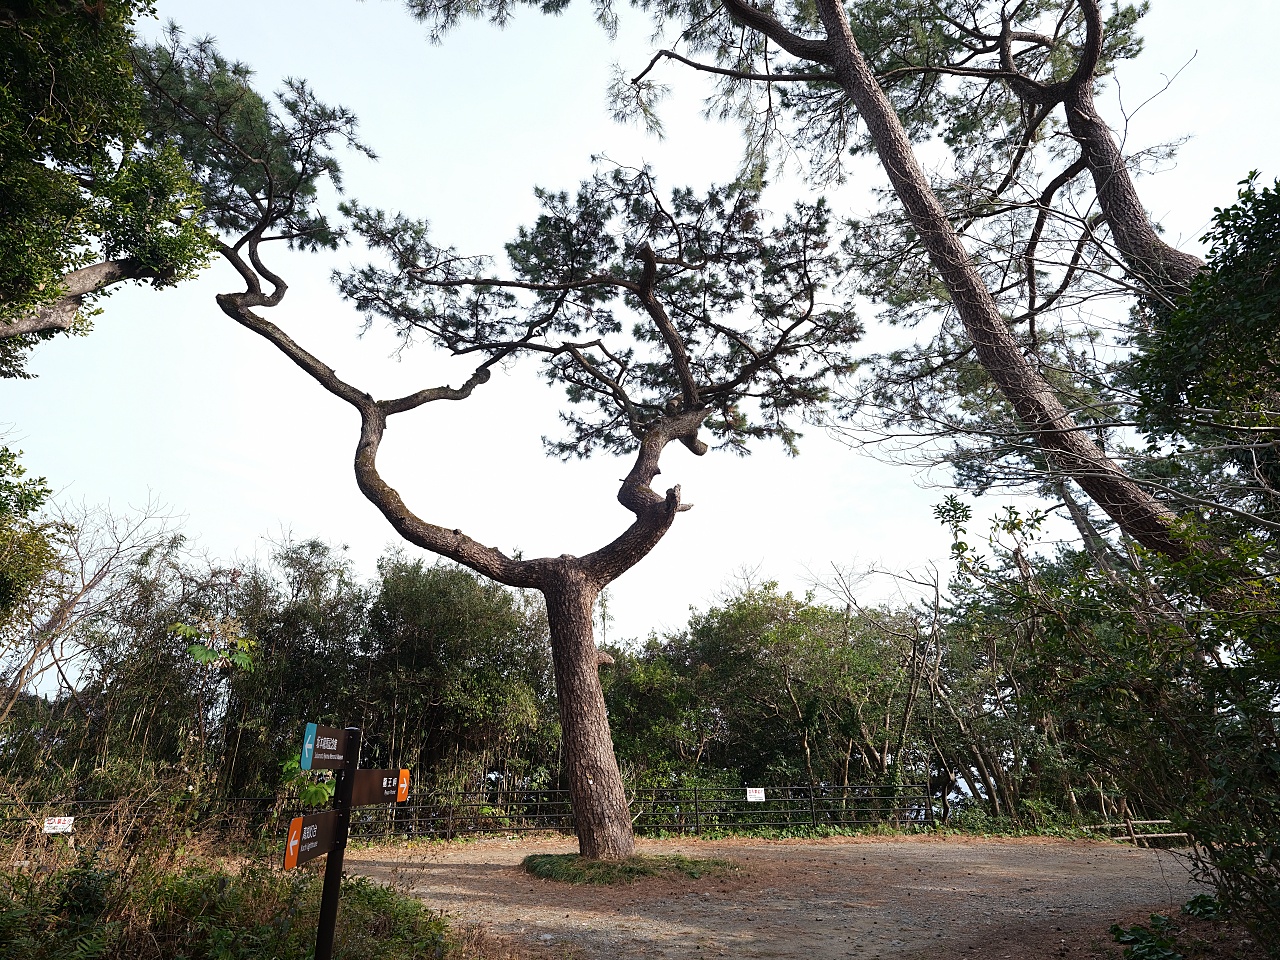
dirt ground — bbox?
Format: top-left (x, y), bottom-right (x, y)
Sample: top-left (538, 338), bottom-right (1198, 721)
top-left (347, 833), bottom-right (1205, 959)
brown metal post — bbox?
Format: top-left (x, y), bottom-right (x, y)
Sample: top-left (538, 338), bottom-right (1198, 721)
top-left (315, 727), bottom-right (361, 960)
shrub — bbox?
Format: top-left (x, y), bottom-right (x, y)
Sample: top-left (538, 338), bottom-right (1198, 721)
top-left (0, 851), bottom-right (450, 960)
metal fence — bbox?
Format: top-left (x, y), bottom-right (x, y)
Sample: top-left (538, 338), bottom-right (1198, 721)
top-left (347, 783), bottom-right (934, 841)
top-left (1, 783), bottom-right (933, 845)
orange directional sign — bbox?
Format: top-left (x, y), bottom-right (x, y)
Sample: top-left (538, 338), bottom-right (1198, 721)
top-left (283, 810), bottom-right (337, 870)
top-left (350, 768), bottom-right (411, 807)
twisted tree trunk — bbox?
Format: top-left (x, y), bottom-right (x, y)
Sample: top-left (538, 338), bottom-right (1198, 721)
top-left (1062, 0), bottom-right (1203, 303)
top-left (215, 277), bottom-right (712, 858)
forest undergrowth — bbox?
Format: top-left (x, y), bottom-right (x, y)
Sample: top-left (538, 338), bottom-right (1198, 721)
top-left (0, 846), bottom-right (456, 960)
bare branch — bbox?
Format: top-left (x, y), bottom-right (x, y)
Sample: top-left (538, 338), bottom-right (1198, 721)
top-left (632, 47), bottom-right (833, 86)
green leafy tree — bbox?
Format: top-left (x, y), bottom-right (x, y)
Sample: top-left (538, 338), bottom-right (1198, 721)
top-left (1125, 174), bottom-right (1280, 535)
top-left (0, 2), bottom-right (214, 375)
top-left (0, 447), bottom-right (58, 629)
top-left (604, 583), bottom-right (937, 796)
top-left (602, 638), bottom-right (725, 786)
top-left (357, 556), bottom-right (556, 789)
top-left (684, 585), bottom-right (935, 789)
top-left (936, 494), bottom-right (1280, 945)
top-left (214, 539), bottom-right (370, 798)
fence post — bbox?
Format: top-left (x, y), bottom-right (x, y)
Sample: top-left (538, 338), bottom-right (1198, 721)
top-left (694, 784), bottom-right (700, 835)
top-left (809, 784), bottom-right (817, 829)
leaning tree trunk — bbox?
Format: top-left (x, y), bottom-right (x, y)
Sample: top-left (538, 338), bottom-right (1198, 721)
top-left (808, 0), bottom-right (1188, 559)
top-left (544, 566), bottom-right (635, 859)
top-left (1, 258), bottom-right (169, 339)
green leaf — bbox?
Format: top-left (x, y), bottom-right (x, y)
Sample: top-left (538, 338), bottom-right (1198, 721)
top-left (187, 642), bottom-right (219, 665)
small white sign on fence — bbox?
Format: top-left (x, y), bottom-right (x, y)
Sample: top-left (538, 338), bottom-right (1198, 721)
top-left (745, 787), bottom-right (766, 802)
top-left (43, 816), bottom-right (74, 834)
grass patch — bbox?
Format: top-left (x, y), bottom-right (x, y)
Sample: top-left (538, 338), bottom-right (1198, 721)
top-left (522, 853), bottom-right (737, 885)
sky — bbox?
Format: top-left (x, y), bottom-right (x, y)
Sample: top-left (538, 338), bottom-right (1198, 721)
top-left (3, 0), bottom-right (1277, 643)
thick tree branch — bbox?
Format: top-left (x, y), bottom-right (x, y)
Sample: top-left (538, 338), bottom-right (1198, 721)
top-left (352, 400), bottom-right (547, 588)
top-left (637, 242), bottom-right (700, 409)
top-left (583, 406), bottom-right (711, 584)
top-left (214, 268), bottom-right (543, 586)
top-left (2, 259), bottom-right (169, 339)
top-left (719, 0), bottom-right (833, 64)
top-left (1061, 0), bottom-right (1203, 299)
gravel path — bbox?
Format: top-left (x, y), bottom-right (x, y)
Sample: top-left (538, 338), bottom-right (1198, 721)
top-left (347, 834), bottom-right (1203, 959)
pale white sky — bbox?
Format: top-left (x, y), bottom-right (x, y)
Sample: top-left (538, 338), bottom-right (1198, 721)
top-left (3, 0), bottom-right (1275, 642)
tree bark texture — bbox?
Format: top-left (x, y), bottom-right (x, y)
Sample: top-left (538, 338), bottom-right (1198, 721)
top-left (804, 0), bottom-right (1188, 559)
top-left (544, 570), bottom-right (636, 859)
top-left (1063, 83), bottom-right (1202, 301)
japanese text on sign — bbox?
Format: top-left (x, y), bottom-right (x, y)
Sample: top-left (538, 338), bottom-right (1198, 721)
top-left (283, 811), bottom-right (337, 870)
top-left (300, 722), bottom-right (349, 770)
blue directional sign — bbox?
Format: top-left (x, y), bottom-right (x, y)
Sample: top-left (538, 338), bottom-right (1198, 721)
top-left (301, 723), bottom-right (317, 769)
top-left (299, 723), bottom-right (348, 771)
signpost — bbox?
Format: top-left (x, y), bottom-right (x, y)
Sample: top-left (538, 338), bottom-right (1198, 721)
top-left (283, 810), bottom-right (337, 870)
top-left (42, 816), bottom-right (74, 834)
top-left (284, 723), bottom-right (412, 960)
top-left (350, 768), bottom-right (411, 807)
top-left (746, 787), bottom-right (766, 802)
top-left (300, 723), bottom-right (350, 771)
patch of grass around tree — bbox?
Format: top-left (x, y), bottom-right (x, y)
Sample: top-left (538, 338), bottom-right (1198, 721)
top-left (521, 853), bottom-right (737, 884)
